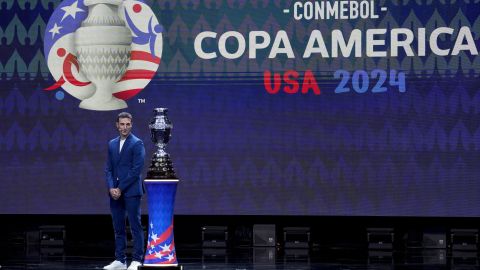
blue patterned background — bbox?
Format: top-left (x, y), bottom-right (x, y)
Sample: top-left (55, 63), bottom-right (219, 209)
top-left (1, 0), bottom-right (480, 216)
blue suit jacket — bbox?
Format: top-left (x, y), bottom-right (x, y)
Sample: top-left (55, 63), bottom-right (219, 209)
top-left (105, 133), bottom-right (146, 197)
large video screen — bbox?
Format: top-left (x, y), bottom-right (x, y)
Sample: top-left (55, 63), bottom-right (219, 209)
top-left (1, 0), bottom-right (479, 216)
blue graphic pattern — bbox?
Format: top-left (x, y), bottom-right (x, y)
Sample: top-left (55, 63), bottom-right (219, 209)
top-left (0, 0), bottom-right (479, 216)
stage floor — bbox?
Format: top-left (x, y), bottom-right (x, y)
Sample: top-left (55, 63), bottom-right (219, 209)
top-left (1, 244), bottom-right (479, 270)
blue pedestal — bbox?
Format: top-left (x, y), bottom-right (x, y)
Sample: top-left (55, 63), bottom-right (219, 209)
top-left (141, 179), bottom-right (180, 269)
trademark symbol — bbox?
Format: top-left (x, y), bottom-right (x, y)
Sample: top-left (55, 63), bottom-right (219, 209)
top-left (138, 98), bottom-right (146, 104)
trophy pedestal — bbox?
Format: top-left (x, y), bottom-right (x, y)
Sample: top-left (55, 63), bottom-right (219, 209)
top-left (139, 265), bottom-right (182, 270)
top-left (142, 108), bottom-right (180, 269)
top-left (141, 179), bottom-right (180, 269)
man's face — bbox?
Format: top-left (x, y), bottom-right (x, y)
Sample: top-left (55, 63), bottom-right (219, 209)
top-left (116, 117), bottom-right (132, 138)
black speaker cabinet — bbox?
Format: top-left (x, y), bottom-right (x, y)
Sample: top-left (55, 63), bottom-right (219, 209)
top-left (451, 229), bottom-right (478, 251)
top-left (367, 228), bottom-right (394, 250)
top-left (253, 224), bottom-right (275, 247)
top-left (283, 227), bottom-right (310, 248)
top-left (202, 226), bottom-right (228, 248)
top-left (423, 232), bottom-right (446, 249)
top-left (39, 225), bottom-right (65, 247)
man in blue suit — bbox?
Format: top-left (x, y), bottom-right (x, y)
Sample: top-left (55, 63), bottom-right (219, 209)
top-left (104, 112), bottom-right (145, 270)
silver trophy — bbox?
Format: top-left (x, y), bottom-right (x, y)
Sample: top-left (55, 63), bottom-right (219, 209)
top-left (147, 108), bottom-right (177, 179)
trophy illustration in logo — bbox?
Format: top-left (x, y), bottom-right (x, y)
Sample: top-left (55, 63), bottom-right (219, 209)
top-left (74, 0), bottom-right (132, 110)
top-left (44, 0), bottom-right (163, 111)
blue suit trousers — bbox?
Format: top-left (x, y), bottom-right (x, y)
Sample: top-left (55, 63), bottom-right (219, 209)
top-left (110, 195), bottom-right (144, 263)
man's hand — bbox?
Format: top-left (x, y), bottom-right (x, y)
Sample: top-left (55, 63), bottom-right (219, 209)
top-left (109, 188), bottom-right (122, 200)
top-left (114, 188), bottom-right (122, 199)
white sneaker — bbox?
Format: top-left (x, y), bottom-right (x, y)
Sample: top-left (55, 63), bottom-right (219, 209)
top-left (103, 260), bottom-right (127, 270)
top-left (127, 261), bottom-right (142, 270)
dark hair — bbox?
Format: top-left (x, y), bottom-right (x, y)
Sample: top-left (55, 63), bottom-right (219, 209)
top-left (117, 112), bottom-right (133, 122)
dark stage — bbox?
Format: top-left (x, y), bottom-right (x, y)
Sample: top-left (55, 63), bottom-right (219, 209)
top-left (1, 215), bottom-right (479, 270)
top-left (3, 246), bottom-right (478, 270)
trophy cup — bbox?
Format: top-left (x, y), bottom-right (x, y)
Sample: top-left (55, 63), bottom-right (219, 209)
top-left (74, 0), bottom-right (131, 111)
top-left (141, 108), bottom-right (180, 270)
top-left (147, 108), bottom-right (177, 179)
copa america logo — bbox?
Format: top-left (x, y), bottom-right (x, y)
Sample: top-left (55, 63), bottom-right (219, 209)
top-left (44, 0), bottom-right (162, 111)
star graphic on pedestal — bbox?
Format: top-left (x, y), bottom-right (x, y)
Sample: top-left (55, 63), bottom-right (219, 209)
top-left (160, 244), bottom-right (170, 252)
top-left (49, 23), bottom-right (62, 38)
top-left (154, 251), bottom-right (163, 259)
top-left (167, 254), bottom-right (175, 261)
top-left (150, 222), bottom-right (154, 229)
top-left (151, 232), bottom-right (159, 242)
top-left (61, 0), bottom-right (85, 21)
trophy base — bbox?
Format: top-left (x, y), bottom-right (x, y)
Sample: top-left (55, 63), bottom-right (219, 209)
top-left (79, 95), bottom-right (127, 111)
top-left (147, 153), bottom-right (177, 179)
top-left (139, 265), bottom-right (182, 270)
